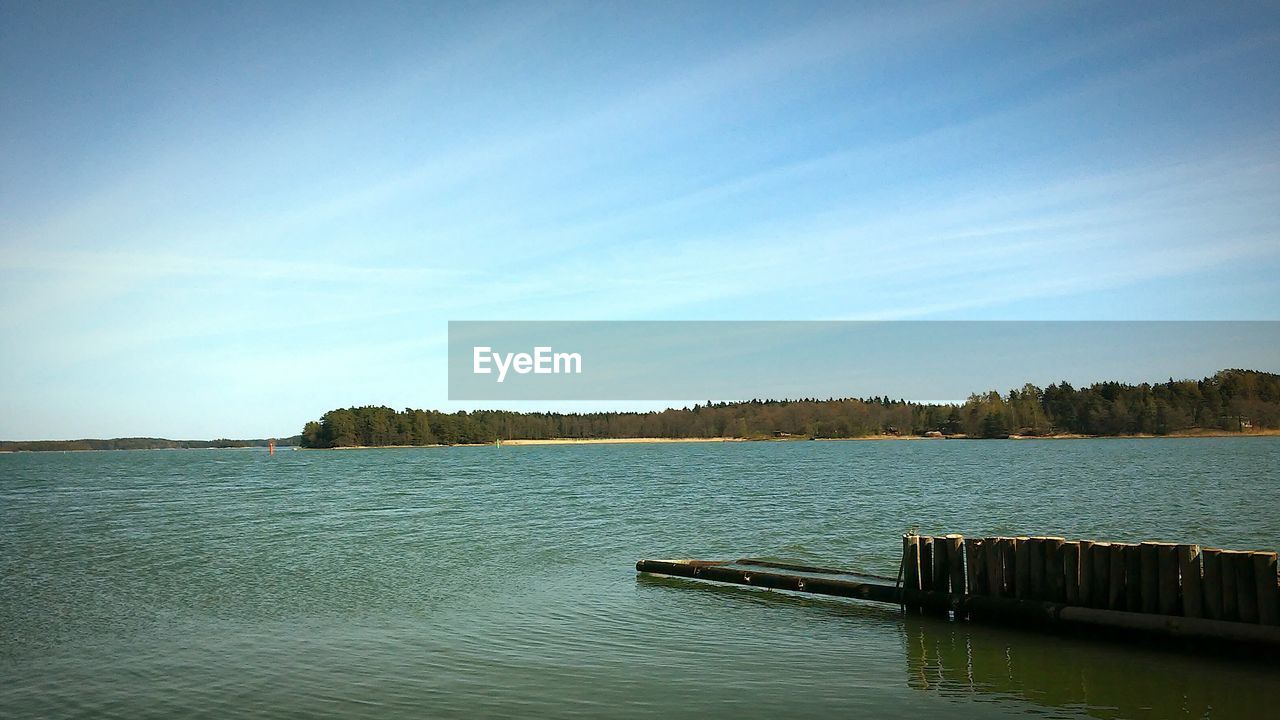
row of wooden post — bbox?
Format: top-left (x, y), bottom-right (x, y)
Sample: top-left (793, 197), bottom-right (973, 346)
top-left (901, 534), bottom-right (1279, 625)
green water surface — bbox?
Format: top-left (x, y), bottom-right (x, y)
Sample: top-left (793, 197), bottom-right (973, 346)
top-left (2, 438), bottom-right (1278, 718)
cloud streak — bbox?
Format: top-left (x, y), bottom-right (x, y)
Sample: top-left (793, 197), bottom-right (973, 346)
top-left (1, 2), bottom-right (1277, 438)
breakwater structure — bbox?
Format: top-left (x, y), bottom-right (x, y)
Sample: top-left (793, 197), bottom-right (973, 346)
top-left (636, 534), bottom-right (1280, 648)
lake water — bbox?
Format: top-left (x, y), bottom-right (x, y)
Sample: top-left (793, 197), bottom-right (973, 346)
top-left (2, 439), bottom-right (1278, 718)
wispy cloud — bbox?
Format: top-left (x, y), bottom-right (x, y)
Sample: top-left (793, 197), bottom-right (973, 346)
top-left (2, 2), bottom-right (1277, 437)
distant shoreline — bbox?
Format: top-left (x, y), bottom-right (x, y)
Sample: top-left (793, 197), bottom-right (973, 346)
top-left (0, 445), bottom-right (295, 454)
top-left (4, 429), bottom-right (1276, 453)
top-left (0, 437), bottom-right (300, 453)
top-left (1008, 428), bottom-right (1280, 440)
top-left (308, 429), bottom-right (1280, 449)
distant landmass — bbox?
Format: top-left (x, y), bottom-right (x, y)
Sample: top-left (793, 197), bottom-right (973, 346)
top-left (300, 369), bottom-right (1280, 448)
top-left (0, 436), bottom-right (302, 452)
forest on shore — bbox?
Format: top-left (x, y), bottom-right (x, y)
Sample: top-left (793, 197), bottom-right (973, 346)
top-left (299, 369), bottom-right (1280, 448)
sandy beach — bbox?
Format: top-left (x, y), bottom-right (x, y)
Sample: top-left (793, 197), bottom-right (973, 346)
top-left (497, 437), bottom-right (746, 446)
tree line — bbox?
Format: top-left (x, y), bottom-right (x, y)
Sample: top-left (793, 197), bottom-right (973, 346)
top-left (299, 369), bottom-right (1280, 447)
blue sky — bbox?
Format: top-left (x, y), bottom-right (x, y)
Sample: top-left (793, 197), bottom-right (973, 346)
top-left (2, 1), bottom-right (1278, 439)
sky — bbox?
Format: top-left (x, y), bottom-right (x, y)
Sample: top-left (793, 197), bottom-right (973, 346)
top-left (1, 1), bottom-right (1278, 440)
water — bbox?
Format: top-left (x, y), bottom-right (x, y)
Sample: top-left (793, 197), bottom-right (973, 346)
top-left (2, 438), bottom-right (1277, 718)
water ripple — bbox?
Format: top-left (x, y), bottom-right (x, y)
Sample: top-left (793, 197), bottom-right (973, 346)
top-left (2, 440), bottom-right (1278, 718)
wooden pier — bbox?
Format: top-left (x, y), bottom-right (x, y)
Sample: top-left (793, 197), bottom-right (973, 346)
top-left (637, 534), bottom-right (1280, 648)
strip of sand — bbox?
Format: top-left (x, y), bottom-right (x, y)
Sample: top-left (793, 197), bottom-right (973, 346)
top-left (499, 437), bottom-right (746, 446)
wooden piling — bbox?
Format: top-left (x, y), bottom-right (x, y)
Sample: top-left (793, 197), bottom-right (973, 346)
top-left (1079, 540), bottom-right (1096, 608)
top-left (1156, 543), bottom-right (1180, 616)
top-left (920, 537), bottom-right (935, 593)
top-left (1108, 543), bottom-right (1127, 611)
top-left (1202, 548), bottom-right (1225, 621)
top-left (902, 535), bottom-right (922, 592)
top-left (1062, 541), bottom-right (1081, 606)
top-left (1138, 542), bottom-right (1160, 614)
top-left (1043, 537), bottom-right (1065, 603)
top-left (636, 558), bottom-right (1280, 647)
top-left (983, 537), bottom-right (1004, 597)
top-left (1232, 551), bottom-right (1259, 624)
top-left (1091, 542), bottom-right (1112, 609)
top-left (966, 538), bottom-right (986, 596)
top-left (933, 536), bottom-right (951, 595)
top-left (1026, 537), bottom-right (1046, 600)
top-left (1178, 544), bottom-right (1203, 619)
top-left (1013, 536), bottom-right (1030, 600)
top-left (946, 535), bottom-right (966, 596)
top-left (1124, 544), bottom-right (1142, 612)
top-left (1253, 552), bottom-right (1278, 626)
top-left (998, 537), bottom-right (1017, 598)
top-left (1220, 550), bottom-right (1240, 622)
top-left (641, 533), bottom-right (1280, 647)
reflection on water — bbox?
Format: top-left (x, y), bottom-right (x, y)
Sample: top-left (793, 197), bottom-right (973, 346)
top-left (903, 612), bottom-right (1277, 719)
top-left (643, 574), bottom-right (1279, 720)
